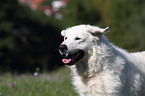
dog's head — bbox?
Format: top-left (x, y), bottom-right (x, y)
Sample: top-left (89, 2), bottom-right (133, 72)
top-left (58, 25), bottom-right (109, 73)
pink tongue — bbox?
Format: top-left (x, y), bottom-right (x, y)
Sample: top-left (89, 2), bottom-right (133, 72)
top-left (62, 59), bottom-right (71, 64)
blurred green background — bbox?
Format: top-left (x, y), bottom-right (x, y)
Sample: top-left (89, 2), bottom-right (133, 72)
top-left (0, 0), bottom-right (145, 72)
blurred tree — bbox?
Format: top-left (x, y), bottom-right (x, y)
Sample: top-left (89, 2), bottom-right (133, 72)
top-left (0, 0), bottom-right (63, 72)
top-left (78, 0), bottom-right (145, 51)
top-left (60, 0), bottom-right (101, 26)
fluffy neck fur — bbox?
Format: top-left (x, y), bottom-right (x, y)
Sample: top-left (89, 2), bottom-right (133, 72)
top-left (69, 36), bottom-right (126, 95)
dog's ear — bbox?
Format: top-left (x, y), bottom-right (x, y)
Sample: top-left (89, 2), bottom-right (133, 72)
top-left (61, 30), bottom-right (66, 36)
top-left (88, 27), bottom-right (109, 37)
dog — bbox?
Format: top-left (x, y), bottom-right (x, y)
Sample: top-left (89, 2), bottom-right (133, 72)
top-left (58, 24), bottom-right (145, 96)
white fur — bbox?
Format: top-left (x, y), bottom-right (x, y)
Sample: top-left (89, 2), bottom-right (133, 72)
top-left (60, 25), bottom-right (145, 96)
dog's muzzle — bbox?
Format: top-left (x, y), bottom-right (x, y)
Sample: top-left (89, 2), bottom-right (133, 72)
top-left (58, 44), bottom-right (85, 66)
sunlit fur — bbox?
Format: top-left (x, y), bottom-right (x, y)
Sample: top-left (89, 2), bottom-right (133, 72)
top-left (60, 25), bottom-right (145, 96)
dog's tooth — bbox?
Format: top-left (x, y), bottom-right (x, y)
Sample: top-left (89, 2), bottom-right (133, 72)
top-left (59, 50), bottom-right (63, 55)
top-left (66, 53), bottom-right (68, 57)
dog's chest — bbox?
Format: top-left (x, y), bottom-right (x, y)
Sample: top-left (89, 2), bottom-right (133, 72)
top-left (72, 72), bottom-right (121, 96)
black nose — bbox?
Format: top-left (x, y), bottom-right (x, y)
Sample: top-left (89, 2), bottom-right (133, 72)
top-left (58, 44), bottom-right (67, 55)
top-left (58, 44), bottom-right (67, 49)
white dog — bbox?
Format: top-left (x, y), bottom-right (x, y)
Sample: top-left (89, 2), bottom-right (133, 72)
top-left (58, 25), bottom-right (145, 96)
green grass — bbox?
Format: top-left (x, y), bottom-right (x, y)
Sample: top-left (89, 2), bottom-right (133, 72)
top-left (0, 67), bottom-right (78, 96)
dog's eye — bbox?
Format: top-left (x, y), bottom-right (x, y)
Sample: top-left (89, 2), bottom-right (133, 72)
top-left (75, 37), bottom-right (81, 40)
top-left (64, 37), bottom-right (67, 40)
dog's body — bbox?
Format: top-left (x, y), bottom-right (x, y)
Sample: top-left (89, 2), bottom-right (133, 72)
top-left (59, 25), bottom-right (145, 96)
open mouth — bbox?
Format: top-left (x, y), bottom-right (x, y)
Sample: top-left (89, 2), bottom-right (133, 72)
top-left (62, 50), bottom-right (84, 66)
